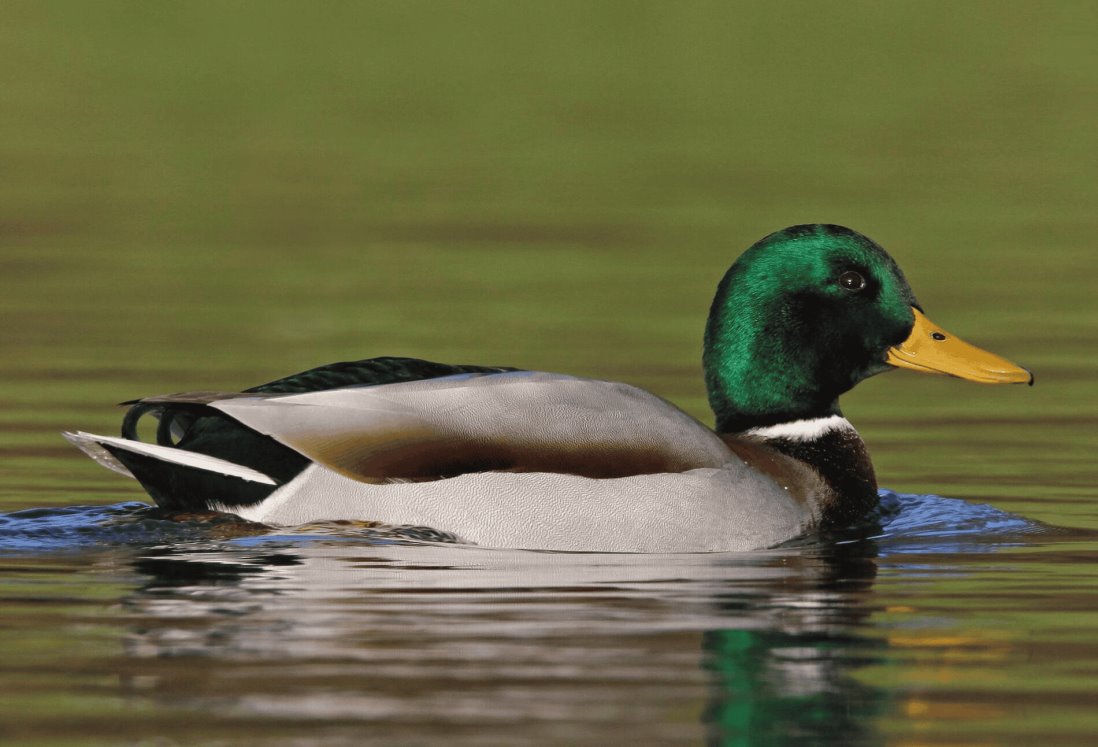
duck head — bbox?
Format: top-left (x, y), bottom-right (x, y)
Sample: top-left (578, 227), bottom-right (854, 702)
top-left (704, 224), bottom-right (1031, 434)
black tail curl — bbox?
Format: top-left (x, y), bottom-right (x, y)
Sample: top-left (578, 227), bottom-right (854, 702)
top-left (110, 356), bottom-right (522, 510)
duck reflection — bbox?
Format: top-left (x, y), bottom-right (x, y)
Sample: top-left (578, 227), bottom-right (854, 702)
top-left (702, 542), bottom-right (883, 746)
top-left (116, 531), bottom-right (884, 745)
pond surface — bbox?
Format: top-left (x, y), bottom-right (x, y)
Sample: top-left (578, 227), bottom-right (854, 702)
top-left (2, 3), bottom-right (1097, 745)
top-left (0, 492), bottom-right (1095, 746)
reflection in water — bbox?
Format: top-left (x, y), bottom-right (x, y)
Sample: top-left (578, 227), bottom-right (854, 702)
top-left (702, 543), bottom-right (884, 746)
top-left (113, 536), bottom-right (889, 745)
top-left (0, 491), bottom-right (1074, 745)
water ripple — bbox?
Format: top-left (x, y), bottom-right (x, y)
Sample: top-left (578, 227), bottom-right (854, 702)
top-left (0, 490), bottom-right (1067, 557)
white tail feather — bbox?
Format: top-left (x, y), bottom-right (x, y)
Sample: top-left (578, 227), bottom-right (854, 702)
top-left (62, 431), bottom-right (277, 485)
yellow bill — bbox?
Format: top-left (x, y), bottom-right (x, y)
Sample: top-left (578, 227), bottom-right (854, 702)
top-left (886, 308), bottom-right (1033, 385)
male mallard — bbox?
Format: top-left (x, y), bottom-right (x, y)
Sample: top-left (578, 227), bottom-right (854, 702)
top-left (65, 225), bottom-right (1031, 552)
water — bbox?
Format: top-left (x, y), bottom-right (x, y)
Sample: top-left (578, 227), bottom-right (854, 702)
top-left (2, 2), bottom-right (1097, 745)
top-left (0, 494), bottom-right (1094, 745)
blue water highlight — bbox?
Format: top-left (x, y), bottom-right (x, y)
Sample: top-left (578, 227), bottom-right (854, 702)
top-left (0, 489), bottom-right (1065, 557)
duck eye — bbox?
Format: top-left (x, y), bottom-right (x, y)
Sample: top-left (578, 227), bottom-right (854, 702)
top-left (839, 271), bottom-right (866, 292)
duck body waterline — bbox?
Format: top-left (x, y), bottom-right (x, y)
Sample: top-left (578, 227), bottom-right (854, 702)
top-left (66, 370), bottom-right (864, 552)
top-left (65, 225), bottom-right (1031, 552)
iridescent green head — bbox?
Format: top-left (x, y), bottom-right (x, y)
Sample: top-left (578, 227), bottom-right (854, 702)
top-left (703, 225), bottom-right (918, 433)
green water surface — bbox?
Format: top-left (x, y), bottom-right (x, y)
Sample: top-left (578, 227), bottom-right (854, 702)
top-left (1, 2), bottom-right (1096, 745)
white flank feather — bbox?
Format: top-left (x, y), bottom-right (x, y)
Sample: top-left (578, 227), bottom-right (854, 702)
top-left (218, 463), bottom-right (810, 553)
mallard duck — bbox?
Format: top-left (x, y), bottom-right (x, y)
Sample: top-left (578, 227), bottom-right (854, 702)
top-left (65, 225), bottom-right (1031, 552)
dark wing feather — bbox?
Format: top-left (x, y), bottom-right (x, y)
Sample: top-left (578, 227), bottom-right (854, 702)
top-left (118, 356), bottom-right (522, 510)
top-left (246, 356), bottom-right (519, 394)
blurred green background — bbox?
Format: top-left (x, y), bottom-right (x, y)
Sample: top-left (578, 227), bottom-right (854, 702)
top-left (1, 0), bottom-right (1095, 523)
